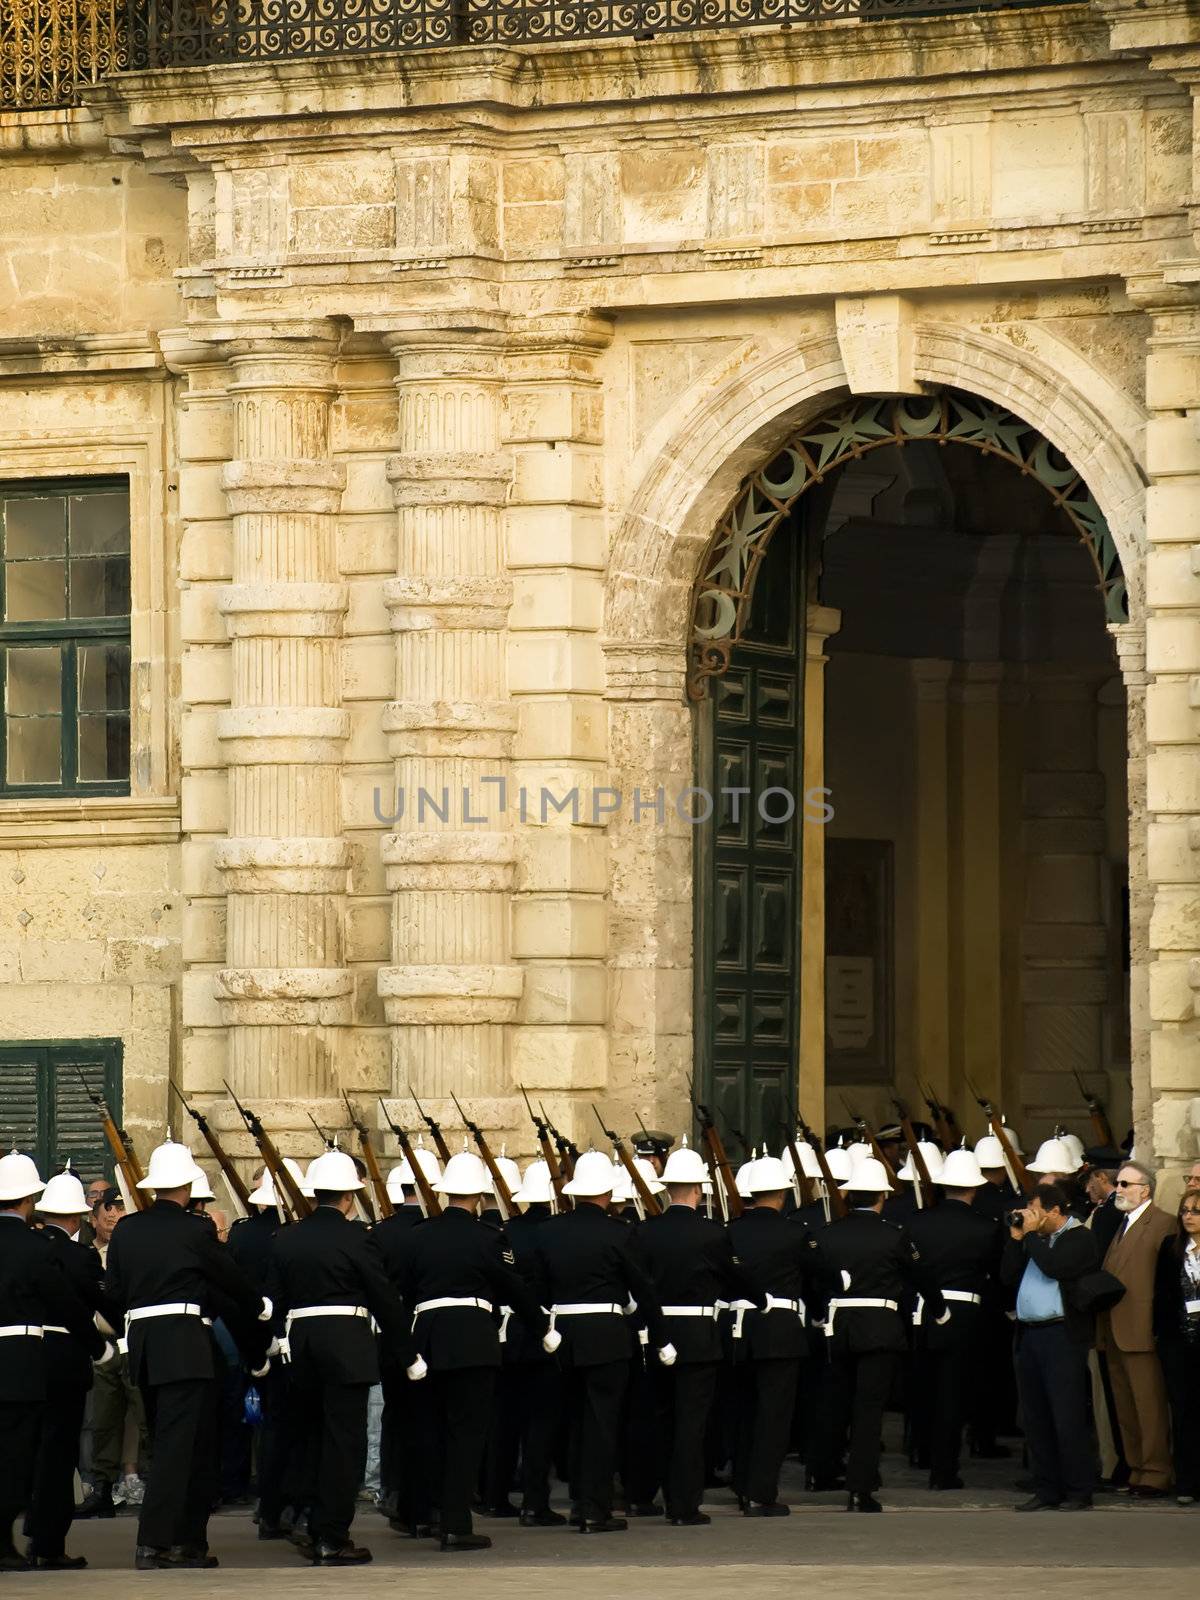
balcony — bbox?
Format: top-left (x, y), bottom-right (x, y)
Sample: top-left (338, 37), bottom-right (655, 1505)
top-left (4, 0), bottom-right (1078, 114)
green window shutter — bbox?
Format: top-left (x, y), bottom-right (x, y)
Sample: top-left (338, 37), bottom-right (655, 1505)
top-left (49, 1047), bottom-right (120, 1182)
top-left (0, 1050), bottom-right (42, 1157)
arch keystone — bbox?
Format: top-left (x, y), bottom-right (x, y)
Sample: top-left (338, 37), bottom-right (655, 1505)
top-left (834, 295), bottom-right (921, 397)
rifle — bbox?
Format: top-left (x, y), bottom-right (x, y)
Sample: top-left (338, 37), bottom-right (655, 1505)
top-left (225, 1081), bottom-right (312, 1219)
top-left (893, 1097), bottom-right (935, 1210)
top-left (379, 1100), bottom-right (442, 1217)
top-left (541, 1103), bottom-right (578, 1180)
top-left (797, 1109), bottom-right (848, 1221)
top-left (966, 1077), bottom-right (1032, 1195)
top-left (782, 1087), bottom-right (815, 1208)
top-left (593, 1105), bottom-right (663, 1218)
top-left (168, 1081), bottom-right (251, 1216)
top-left (921, 1082), bottom-right (956, 1151)
top-left (842, 1099), bottom-right (899, 1192)
top-left (450, 1092), bottom-right (514, 1221)
top-left (688, 1075), bottom-right (743, 1218)
top-left (520, 1085), bottom-right (566, 1210)
top-left (410, 1085), bottom-right (452, 1165)
top-left (343, 1093), bottom-right (393, 1220)
top-left (76, 1068), bottom-right (148, 1212)
top-left (1071, 1068), bottom-right (1114, 1148)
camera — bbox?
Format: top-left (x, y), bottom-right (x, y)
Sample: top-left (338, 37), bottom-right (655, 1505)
top-left (1004, 1210), bottom-right (1026, 1229)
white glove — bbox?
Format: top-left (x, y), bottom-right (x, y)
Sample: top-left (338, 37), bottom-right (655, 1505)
top-left (542, 1328), bottom-right (562, 1355)
top-left (258, 1296), bottom-right (273, 1323)
top-left (265, 1336), bottom-right (282, 1359)
top-left (622, 1296), bottom-right (638, 1317)
top-left (406, 1355), bottom-right (428, 1382)
top-left (94, 1340), bottom-right (118, 1368)
top-left (934, 1308), bottom-right (951, 1326)
top-left (277, 1335), bottom-right (291, 1364)
top-left (657, 1342), bottom-right (677, 1367)
top-left (250, 1358), bottom-right (271, 1378)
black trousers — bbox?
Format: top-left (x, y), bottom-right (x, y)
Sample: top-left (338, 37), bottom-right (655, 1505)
top-left (381, 1362), bottom-right (434, 1529)
top-left (26, 1384), bottom-right (88, 1557)
top-left (831, 1350), bottom-right (895, 1495)
top-left (621, 1349), bottom-right (659, 1507)
top-left (429, 1367), bottom-right (495, 1537)
top-left (1160, 1334), bottom-right (1200, 1498)
top-left (0, 1401), bottom-right (41, 1555)
top-left (256, 1364), bottom-right (302, 1527)
top-left (914, 1339), bottom-right (971, 1481)
top-left (485, 1361), bottom-right (561, 1513)
top-left (138, 1377), bottom-right (219, 1552)
top-left (1014, 1323), bottom-right (1094, 1504)
top-left (653, 1361), bottom-right (718, 1519)
top-left (732, 1357), bottom-right (800, 1506)
top-left (566, 1360), bottom-right (629, 1523)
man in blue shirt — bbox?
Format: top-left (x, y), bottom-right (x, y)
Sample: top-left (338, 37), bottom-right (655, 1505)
top-left (1001, 1181), bottom-right (1101, 1511)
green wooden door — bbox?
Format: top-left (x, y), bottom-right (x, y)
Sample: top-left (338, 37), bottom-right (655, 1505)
top-left (696, 515), bottom-right (806, 1157)
top-left (0, 1039), bottom-right (122, 1182)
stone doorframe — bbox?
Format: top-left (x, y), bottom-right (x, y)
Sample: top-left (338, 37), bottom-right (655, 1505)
top-left (602, 305), bottom-right (1151, 1150)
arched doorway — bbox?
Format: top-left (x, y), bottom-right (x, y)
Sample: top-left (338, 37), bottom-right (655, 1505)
top-left (692, 390), bottom-right (1131, 1153)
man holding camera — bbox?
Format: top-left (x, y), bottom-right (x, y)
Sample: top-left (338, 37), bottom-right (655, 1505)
top-left (1001, 1182), bottom-right (1101, 1512)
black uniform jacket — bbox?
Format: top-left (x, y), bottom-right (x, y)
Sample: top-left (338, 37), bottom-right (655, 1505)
top-left (906, 1198), bottom-right (1002, 1349)
top-left (0, 1215), bottom-right (105, 1403)
top-left (266, 1204), bottom-right (408, 1385)
top-left (105, 1198), bottom-right (265, 1386)
top-left (502, 1207), bottom-right (554, 1364)
top-left (973, 1178), bottom-right (1023, 1225)
top-left (41, 1224), bottom-right (116, 1389)
top-left (533, 1202), bottom-right (668, 1368)
top-left (813, 1208), bottom-right (946, 1355)
top-left (726, 1207), bottom-right (821, 1360)
top-left (226, 1208), bottom-right (282, 1292)
top-left (634, 1204), bottom-right (763, 1363)
top-left (379, 1205), bottom-right (545, 1371)
top-left (1000, 1222), bottom-right (1100, 1347)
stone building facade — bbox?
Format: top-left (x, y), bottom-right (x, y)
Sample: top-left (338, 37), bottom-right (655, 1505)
top-left (1, 0), bottom-right (1199, 1190)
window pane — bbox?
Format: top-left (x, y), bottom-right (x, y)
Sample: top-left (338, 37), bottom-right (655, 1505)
top-left (6, 646), bottom-right (62, 716)
top-left (78, 643), bottom-right (131, 713)
top-left (5, 559), bottom-right (66, 621)
top-left (3, 496), bottom-right (66, 559)
top-left (6, 717), bottom-right (61, 785)
top-left (68, 556), bottom-right (130, 618)
top-left (78, 714), bottom-right (130, 783)
top-left (70, 492), bottom-right (130, 556)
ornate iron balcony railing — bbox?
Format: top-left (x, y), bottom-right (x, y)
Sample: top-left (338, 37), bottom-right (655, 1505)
top-left (5, 0), bottom-right (1076, 114)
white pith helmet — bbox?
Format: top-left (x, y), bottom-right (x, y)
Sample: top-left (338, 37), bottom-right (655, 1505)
top-left (513, 1159), bottom-right (555, 1206)
top-left (1058, 1132), bottom-right (1086, 1169)
top-left (632, 1155), bottom-right (665, 1196)
top-left (247, 1156), bottom-right (308, 1208)
top-left (1027, 1137), bottom-right (1081, 1176)
top-left (822, 1146), bottom-right (852, 1183)
top-left (938, 1149), bottom-right (986, 1188)
top-left (433, 1151), bottom-right (491, 1197)
top-left (561, 1150), bottom-right (618, 1198)
top-left (845, 1140), bottom-right (874, 1170)
top-left (840, 1157), bottom-right (892, 1194)
top-left (386, 1146), bottom-right (441, 1202)
top-left (137, 1141), bottom-right (205, 1191)
top-left (610, 1164), bottom-right (633, 1206)
top-left (190, 1170), bottom-right (216, 1202)
top-left (492, 1154), bottom-right (522, 1201)
top-left (37, 1167), bottom-right (89, 1214)
top-left (974, 1134), bottom-right (1007, 1170)
top-left (734, 1151), bottom-right (758, 1200)
top-left (305, 1148), bottom-right (365, 1193)
top-left (662, 1146), bottom-right (709, 1185)
top-left (896, 1141), bottom-right (944, 1183)
top-left (0, 1149), bottom-right (44, 1203)
top-left (782, 1140), bottom-right (823, 1181)
top-left (746, 1155), bottom-right (792, 1195)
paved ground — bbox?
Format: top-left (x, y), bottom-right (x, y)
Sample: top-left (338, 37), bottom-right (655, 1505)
top-left (9, 1450), bottom-right (1196, 1599)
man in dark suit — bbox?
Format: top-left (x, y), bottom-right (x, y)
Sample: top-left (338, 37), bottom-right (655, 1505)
top-left (266, 1147), bottom-right (411, 1564)
top-left (1001, 1180), bottom-right (1101, 1511)
top-left (1082, 1147), bottom-right (1128, 1487)
top-left (105, 1140), bottom-right (270, 1570)
top-left (907, 1149), bottom-right (1003, 1489)
top-left (0, 1152), bottom-right (110, 1573)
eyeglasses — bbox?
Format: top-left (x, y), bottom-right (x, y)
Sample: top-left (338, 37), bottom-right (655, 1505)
top-left (1115, 1179), bottom-right (1147, 1188)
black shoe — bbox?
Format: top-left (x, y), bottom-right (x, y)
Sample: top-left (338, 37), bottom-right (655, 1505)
top-left (519, 1509), bottom-right (567, 1527)
top-left (480, 1502), bottom-right (519, 1518)
top-left (806, 1472), bottom-right (845, 1492)
top-left (30, 1553), bottom-right (88, 1570)
top-left (626, 1502), bottom-right (663, 1517)
top-left (1129, 1485), bottom-right (1168, 1500)
top-left (164, 1547), bottom-right (219, 1569)
top-left (1059, 1499), bottom-right (1093, 1511)
top-left (439, 1533), bottom-right (491, 1552)
top-left (257, 1522), bottom-right (287, 1541)
top-left (312, 1542), bottom-right (372, 1565)
top-left (580, 1517), bottom-right (627, 1533)
top-left (743, 1502), bottom-right (790, 1517)
top-left (846, 1494), bottom-right (882, 1514)
top-left (1015, 1498), bottom-right (1061, 1512)
top-left (134, 1546), bottom-right (169, 1571)
top-left (668, 1512), bottom-right (710, 1526)
top-left (75, 1482), bottom-right (116, 1521)
top-left (929, 1475), bottom-right (964, 1491)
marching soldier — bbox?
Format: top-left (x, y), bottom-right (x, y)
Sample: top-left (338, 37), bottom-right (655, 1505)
top-left (104, 1140), bottom-right (271, 1570)
top-left (727, 1155), bottom-right (822, 1516)
top-left (634, 1145), bottom-right (763, 1525)
top-left (906, 1149), bottom-right (1003, 1489)
top-left (379, 1151), bottom-right (547, 1553)
top-left (814, 1157), bottom-right (946, 1512)
top-left (265, 1148), bottom-right (410, 1566)
top-left (533, 1151), bottom-right (672, 1535)
top-left (0, 1151), bottom-right (111, 1573)
top-left (631, 1131), bottom-right (674, 1179)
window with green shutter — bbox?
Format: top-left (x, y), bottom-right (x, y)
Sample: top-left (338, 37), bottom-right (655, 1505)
top-left (0, 1040), bottom-right (123, 1183)
top-left (0, 479), bottom-right (131, 797)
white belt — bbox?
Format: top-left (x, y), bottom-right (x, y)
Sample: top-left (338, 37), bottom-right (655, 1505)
top-left (1185, 1299), bottom-right (1200, 1316)
top-left (766, 1294), bottom-right (806, 1323)
top-left (413, 1297), bottom-right (493, 1316)
top-left (547, 1301), bottom-right (623, 1336)
top-left (0, 1324), bottom-right (42, 1338)
top-left (42, 1325), bottom-right (69, 1335)
top-left (914, 1290), bottom-right (981, 1326)
top-left (127, 1304), bottom-right (212, 1327)
top-left (662, 1304), bottom-right (718, 1320)
top-left (286, 1305), bottom-right (368, 1330)
top-left (825, 1297), bottom-right (899, 1337)
top-left (726, 1298), bottom-right (755, 1340)
top-left (498, 1306), bottom-right (513, 1344)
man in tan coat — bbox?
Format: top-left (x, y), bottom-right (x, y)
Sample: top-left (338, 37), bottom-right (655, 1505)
top-left (1097, 1161), bottom-right (1177, 1496)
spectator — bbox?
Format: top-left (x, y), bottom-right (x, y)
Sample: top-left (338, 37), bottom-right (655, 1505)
top-left (1154, 1193), bottom-right (1200, 1506)
top-left (1097, 1161), bottom-right (1176, 1499)
top-left (1001, 1181), bottom-right (1100, 1512)
top-left (1185, 1161), bottom-right (1200, 1196)
top-left (77, 1179), bottom-right (110, 1248)
top-left (1083, 1152), bottom-right (1124, 1255)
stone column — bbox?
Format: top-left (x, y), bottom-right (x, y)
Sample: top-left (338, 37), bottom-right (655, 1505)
top-left (213, 324), bottom-right (351, 1102)
top-left (800, 605), bottom-right (840, 1128)
top-left (376, 327), bottom-right (521, 1118)
top-left (1110, 621), bottom-right (1150, 1151)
